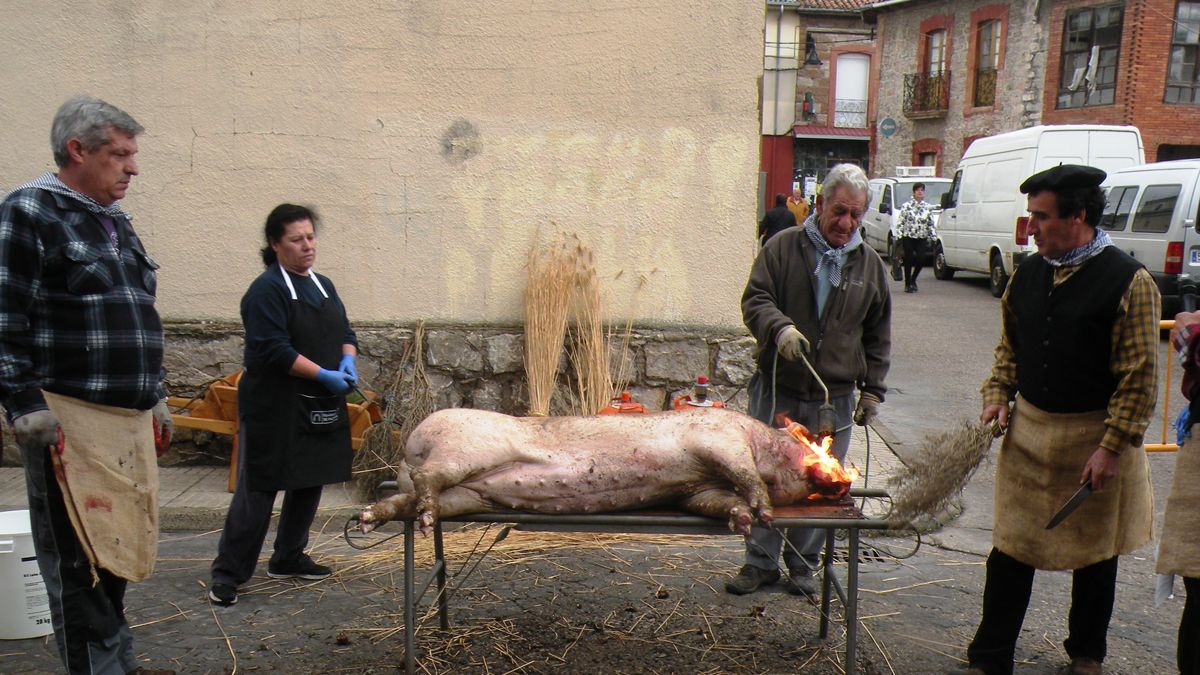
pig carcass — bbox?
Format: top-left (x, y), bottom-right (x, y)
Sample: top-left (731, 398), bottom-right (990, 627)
top-left (359, 407), bottom-right (833, 536)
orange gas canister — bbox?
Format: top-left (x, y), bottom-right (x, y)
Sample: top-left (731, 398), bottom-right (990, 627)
top-left (598, 391), bottom-right (648, 414)
top-left (671, 375), bottom-right (726, 410)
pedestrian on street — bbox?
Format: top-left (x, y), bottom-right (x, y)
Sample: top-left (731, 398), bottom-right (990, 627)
top-left (758, 193), bottom-right (798, 245)
top-left (0, 96), bottom-right (174, 674)
top-left (730, 163), bottom-right (891, 597)
top-left (1158, 307), bottom-right (1200, 675)
top-left (895, 182), bottom-right (935, 293)
top-left (787, 186), bottom-right (809, 225)
top-left (208, 204), bottom-right (358, 607)
top-left (952, 165), bottom-right (1159, 675)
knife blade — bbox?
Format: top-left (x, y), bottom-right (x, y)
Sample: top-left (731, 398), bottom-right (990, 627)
top-left (1045, 480), bottom-right (1094, 530)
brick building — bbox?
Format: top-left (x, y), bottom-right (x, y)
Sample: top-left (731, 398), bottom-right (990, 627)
top-left (863, 0), bottom-right (1200, 176)
top-left (761, 0), bottom-right (876, 202)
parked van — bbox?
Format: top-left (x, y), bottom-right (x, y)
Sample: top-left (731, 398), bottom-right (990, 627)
top-left (935, 125), bottom-right (1145, 297)
top-left (1104, 159), bottom-right (1200, 316)
top-left (862, 176), bottom-right (952, 279)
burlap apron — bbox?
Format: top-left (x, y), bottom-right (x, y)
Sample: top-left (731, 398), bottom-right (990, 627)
top-left (42, 390), bottom-right (159, 582)
top-left (993, 396), bottom-right (1153, 570)
top-left (1156, 426), bottom-right (1200, 578)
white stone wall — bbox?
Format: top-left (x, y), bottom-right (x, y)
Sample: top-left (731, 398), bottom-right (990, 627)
top-left (0, 1), bottom-right (762, 330)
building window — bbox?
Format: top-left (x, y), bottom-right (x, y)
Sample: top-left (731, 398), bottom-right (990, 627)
top-left (912, 138), bottom-right (944, 175)
top-left (1166, 0), bottom-right (1200, 104)
top-left (834, 53), bottom-right (870, 128)
top-left (974, 21), bottom-right (1001, 106)
top-left (918, 152), bottom-right (938, 166)
top-left (926, 30), bottom-right (947, 75)
top-left (1057, 5), bottom-right (1123, 108)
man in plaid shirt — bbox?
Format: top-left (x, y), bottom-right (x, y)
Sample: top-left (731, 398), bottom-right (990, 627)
top-left (0, 96), bottom-right (172, 674)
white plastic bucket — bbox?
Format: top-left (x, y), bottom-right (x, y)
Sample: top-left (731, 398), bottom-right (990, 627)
top-left (0, 510), bottom-right (52, 639)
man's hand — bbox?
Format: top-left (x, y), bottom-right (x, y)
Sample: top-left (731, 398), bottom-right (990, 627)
top-left (776, 326), bottom-right (811, 362)
top-left (980, 403), bottom-right (1010, 433)
top-left (152, 399), bottom-right (173, 458)
top-left (853, 392), bottom-right (880, 426)
top-left (315, 368), bottom-right (354, 395)
top-left (1171, 310), bottom-right (1200, 353)
top-left (1082, 447), bottom-right (1121, 491)
top-left (14, 410), bottom-right (60, 452)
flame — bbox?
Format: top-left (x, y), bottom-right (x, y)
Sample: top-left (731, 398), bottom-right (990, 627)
top-left (779, 416), bottom-right (859, 500)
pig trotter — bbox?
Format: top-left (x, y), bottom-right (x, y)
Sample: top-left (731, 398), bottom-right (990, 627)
top-left (358, 494), bottom-right (416, 533)
top-left (729, 504), bottom-right (755, 536)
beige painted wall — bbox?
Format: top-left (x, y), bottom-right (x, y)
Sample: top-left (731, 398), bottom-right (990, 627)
top-left (0, 1), bottom-right (762, 329)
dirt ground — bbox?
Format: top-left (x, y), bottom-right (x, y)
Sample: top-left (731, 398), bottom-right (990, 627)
top-left (0, 501), bottom-right (1181, 675)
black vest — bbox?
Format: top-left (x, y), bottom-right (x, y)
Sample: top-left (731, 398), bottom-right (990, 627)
top-left (1010, 246), bottom-right (1143, 413)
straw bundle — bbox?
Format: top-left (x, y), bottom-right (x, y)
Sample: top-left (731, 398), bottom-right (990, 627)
top-left (351, 322), bottom-right (435, 500)
top-left (886, 420), bottom-right (997, 524)
top-left (566, 246), bottom-right (614, 416)
top-left (524, 236), bottom-right (578, 416)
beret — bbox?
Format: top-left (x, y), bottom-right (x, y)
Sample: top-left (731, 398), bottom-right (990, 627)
top-left (1019, 164), bottom-right (1106, 194)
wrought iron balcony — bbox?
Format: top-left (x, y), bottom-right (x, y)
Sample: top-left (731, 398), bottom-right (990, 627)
top-left (973, 68), bottom-right (997, 107)
top-left (903, 71), bottom-right (951, 118)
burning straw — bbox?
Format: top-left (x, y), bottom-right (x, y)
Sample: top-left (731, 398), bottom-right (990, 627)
top-left (351, 322), bottom-right (434, 501)
top-left (886, 421), bottom-right (997, 525)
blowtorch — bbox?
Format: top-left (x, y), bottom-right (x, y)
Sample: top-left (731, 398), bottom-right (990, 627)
top-left (795, 348), bottom-right (837, 439)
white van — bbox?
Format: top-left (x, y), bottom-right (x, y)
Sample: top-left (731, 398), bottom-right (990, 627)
top-left (1105, 160), bottom-right (1200, 315)
top-left (935, 125), bottom-right (1145, 297)
top-left (862, 176), bottom-right (953, 278)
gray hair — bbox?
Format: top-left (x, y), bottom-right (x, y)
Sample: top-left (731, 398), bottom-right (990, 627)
top-left (820, 163), bottom-right (869, 201)
top-left (50, 96), bottom-right (144, 168)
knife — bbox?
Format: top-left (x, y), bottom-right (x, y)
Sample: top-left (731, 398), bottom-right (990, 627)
top-left (1045, 480), bottom-right (1094, 530)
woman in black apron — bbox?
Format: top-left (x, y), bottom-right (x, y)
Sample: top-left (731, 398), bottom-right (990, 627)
top-left (208, 204), bottom-right (357, 606)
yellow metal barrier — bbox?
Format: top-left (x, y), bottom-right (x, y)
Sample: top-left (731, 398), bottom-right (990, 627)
top-left (1153, 319), bottom-right (1180, 453)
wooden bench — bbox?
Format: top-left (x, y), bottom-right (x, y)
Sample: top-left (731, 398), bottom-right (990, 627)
top-left (168, 370), bottom-right (382, 492)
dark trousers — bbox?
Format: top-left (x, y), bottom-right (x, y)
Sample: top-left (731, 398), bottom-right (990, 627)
top-left (967, 548), bottom-right (1118, 674)
top-left (21, 440), bottom-right (135, 675)
top-left (900, 237), bottom-right (926, 286)
top-left (1183, 576), bottom-right (1200, 675)
top-left (210, 429), bottom-right (323, 586)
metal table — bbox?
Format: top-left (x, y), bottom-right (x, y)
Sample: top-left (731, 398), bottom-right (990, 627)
top-left (365, 489), bottom-right (891, 675)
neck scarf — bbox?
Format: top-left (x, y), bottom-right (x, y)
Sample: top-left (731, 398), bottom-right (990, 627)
top-left (8, 172), bottom-right (130, 219)
top-left (1044, 228), bottom-right (1111, 268)
top-left (803, 214), bottom-right (862, 287)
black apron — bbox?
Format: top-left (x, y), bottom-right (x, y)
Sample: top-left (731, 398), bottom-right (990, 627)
top-left (239, 270), bottom-right (353, 492)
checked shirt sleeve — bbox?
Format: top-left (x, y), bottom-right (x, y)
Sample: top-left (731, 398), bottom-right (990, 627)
top-left (1102, 268), bottom-right (1161, 451)
top-left (0, 195), bottom-right (48, 418)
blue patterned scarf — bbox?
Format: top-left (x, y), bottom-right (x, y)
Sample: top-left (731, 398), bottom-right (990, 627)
top-left (1043, 228), bottom-right (1111, 268)
top-left (803, 214), bottom-right (862, 287)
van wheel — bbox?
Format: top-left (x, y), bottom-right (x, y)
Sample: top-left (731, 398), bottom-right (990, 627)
top-left (989, 253), bottom-right (1009, 298)
top-left (888, 237), bottom-right (902, 281)
top-left (933, 246), bottom-right (955, 280)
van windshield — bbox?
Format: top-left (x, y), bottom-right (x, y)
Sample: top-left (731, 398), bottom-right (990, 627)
top-left (922, 182), bottom-right (952, 207)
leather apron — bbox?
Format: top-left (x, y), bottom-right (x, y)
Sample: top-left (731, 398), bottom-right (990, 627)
top-left (238, 267), bottom-right (352, 492)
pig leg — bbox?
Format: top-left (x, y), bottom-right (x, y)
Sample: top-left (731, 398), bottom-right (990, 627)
top-left (359, 493), bottom-right (418, 533)
top-left (692, 446), bottom-right (775, 526)
top-left (677, 490), bottom-right (755, 535)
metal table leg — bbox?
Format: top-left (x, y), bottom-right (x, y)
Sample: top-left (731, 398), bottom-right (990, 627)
top-left (846, 527), bottom-right (859, 675)
top-left (434, 523), bottom-right (449, 628)
top-left (404, 521), bottom-right (415, 675)
top-left (819, 527), bottom-right (834, 639)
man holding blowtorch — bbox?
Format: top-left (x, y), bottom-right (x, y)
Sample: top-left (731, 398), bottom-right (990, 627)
top-left (952, 165), bottom-right (1158, 675)
top-left (730, 163), bottom-right (891, 597)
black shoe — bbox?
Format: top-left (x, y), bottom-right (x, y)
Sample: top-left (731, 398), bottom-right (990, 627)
top-left (724, 564), bottom-right (780, 595)
top-left (910, 280), bottom-right (918, 292)
top-left (782, 569), bottom-right (817, 597)
top-left (268, 555), bottom-right (332, 580)
top-left (904, 284), bottom-right (915, 293)
top-left (208, 582), bottom-right (237, 606)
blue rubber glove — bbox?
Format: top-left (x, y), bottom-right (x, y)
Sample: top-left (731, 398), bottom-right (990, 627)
top-left (1176, 407), bottom-right (1192, 445)
top-left (315, 368), bottom-right (353, 395)
top-left (338, 354), bottom-right (358, 383)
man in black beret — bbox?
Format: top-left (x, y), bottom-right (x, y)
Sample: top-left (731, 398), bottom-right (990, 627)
top-left (950, 164), bottom-right (1159, 675)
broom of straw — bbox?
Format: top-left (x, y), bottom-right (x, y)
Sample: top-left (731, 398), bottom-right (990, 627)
top-left (566, 245), bottom-right (613, 415)
top-left (524, 235), bottom-right (578, 416)
top-left (886, 420), bottom-right (997, 524)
